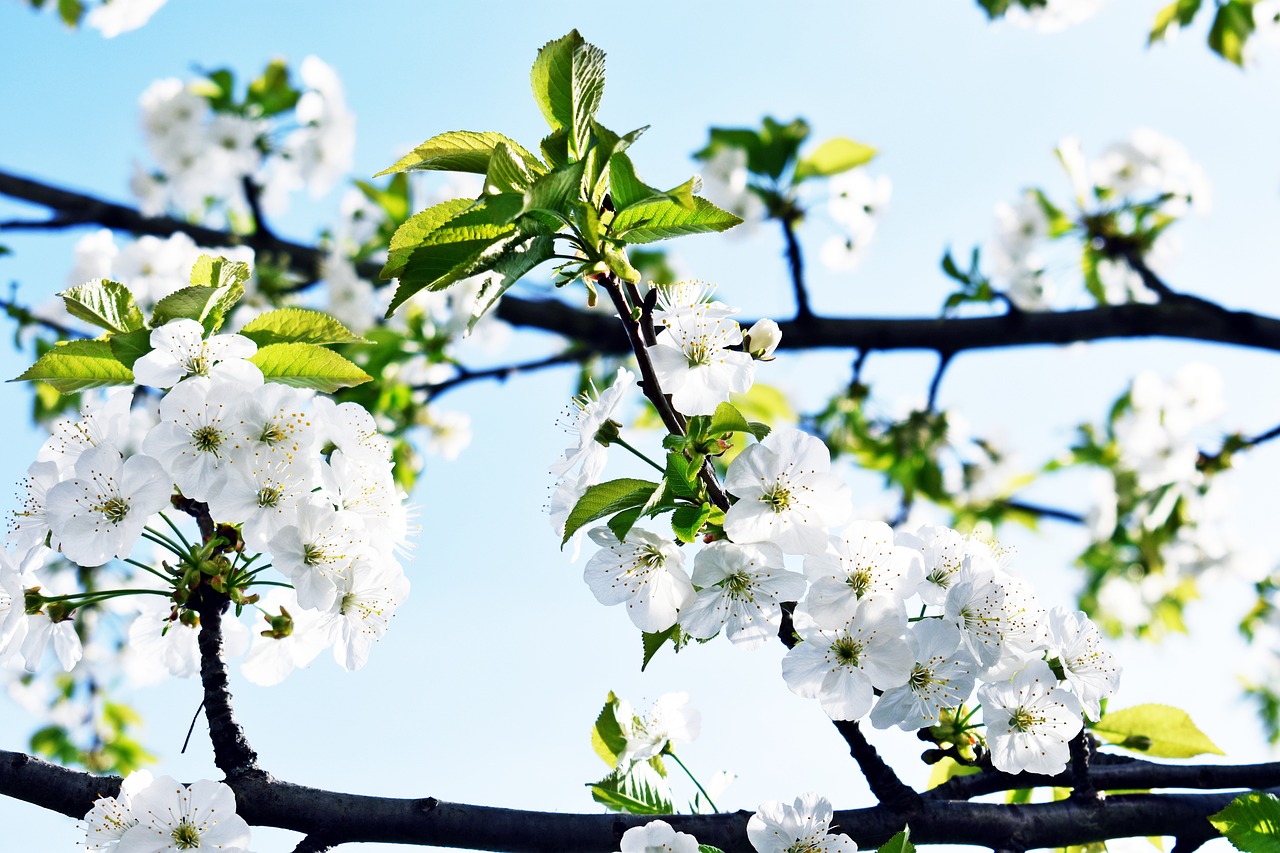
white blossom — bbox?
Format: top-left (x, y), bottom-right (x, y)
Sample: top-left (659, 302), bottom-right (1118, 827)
top-left (114, 776), bottom-right (251, 853)
top-left (680, 540), bottom-right (806, 649)
top-left (979, 659), bottom-right (1084, 775)
top-left (584, 526), bottom-right (694, 633)
top-left (747, 792), bottom-right (856, 853)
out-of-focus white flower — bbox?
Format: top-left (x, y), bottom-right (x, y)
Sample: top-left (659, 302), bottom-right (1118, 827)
top-left (1004, 0), bottom-right (1107, 33)
top-left (614, 692), bottom-right (701, 767)
top-left (698, 147), bottom-right (765, 225)
top-left (85, 0), bottom-right (167, 37)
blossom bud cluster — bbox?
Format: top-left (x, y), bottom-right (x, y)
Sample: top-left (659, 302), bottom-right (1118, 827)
top-left (4, 317), bottom-right (410, 681)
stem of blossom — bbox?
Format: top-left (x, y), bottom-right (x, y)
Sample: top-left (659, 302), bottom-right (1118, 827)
top-left (831, 719), bottom-right (922, 812)
top-left (598, 275), bottom-right (730, 511)
top-left (142, 527), bottom-right (187, 557)
top-left (609, 436), bottom-right (666, 474)
top-left (194, 588), bottom-right (263, 778)
top-left (158, 511), bottom-right (194, 549)
top-left (123, 558), bottom-right (175, 584)
top-left (667, 751), bottom-right (718, 813)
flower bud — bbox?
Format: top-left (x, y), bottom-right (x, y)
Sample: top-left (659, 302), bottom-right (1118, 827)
top-left (179, 609), bottom-right (201, 629)
top-left (743, 318), bottom-right (781, 360)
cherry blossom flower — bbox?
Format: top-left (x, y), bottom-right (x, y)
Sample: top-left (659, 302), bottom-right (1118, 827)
top-left (9, 460), bottom-right (61, 553)
top-left (615, 692), bottom-right (702, 767)
top-left (19, 611), bottom-right (83, 672)
top-left (723, 429), bottom-right (852, 556)
top-left (269, 501), bottom-right (370, 612)
top-left (616, 820), bottom-right (700, 853)
top-left (226, 382), bottom-right (317, 464)
top-left (143, 377), bottom-right (243, 502)
top-left (320, 556), bottom-right (410, 671)
top-left (583, 526), bottom-right (693, 632)
top-left (45, 444), bottom-right (173, 567)
top-left (899, 525), bottom-right (969, 605)
top-left (1044, 607), bottom-right (1121, 718)
top-left (549, 367), bottom-right (635, 482)
top-left (680, 540), bottom-right (805, 649)
top-left (205, 453), bottom-right (314, 552)
top-left (943, 559), bottom-right (1010, 669)
top-left (978, 659), bottom-right (1083, 775)
top-left (313, 396), bottom-right (393, 462)
top-left (37, 389), bottom-right (133, 476)
top-left (870, 619), bottom-right (978, 731)
top-left (647, 313), bottom-right (754, 416)
top-left (84, 769), bottom-right (153, 851)
top-left (803, 522), bottom-right (923, 628)
top-left (85, 0), bottom-right (168, 38)
top-left (113, 776), bottom-right (251, 853)
top-left (132, 319), bottom-right (262, 389)
top-left (747, 792), bottom-right (856, 853)
top-left (782, 598), bottom-right (912, 720)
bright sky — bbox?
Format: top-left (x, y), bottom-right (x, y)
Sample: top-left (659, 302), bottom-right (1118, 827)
top-left (2, 2), bottom-right (1280, 851)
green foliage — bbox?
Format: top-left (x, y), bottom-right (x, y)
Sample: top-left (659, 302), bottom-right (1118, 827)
top-left (794, 137), bottom-right (877, 181)
top-left (58, 279), bottom-right (146, 335)
top-left (642, 624), bottom-right (681, 671)
top-left (1149, 0), bottom-right (1204, 44)
top-left (590, 691), bottom-right (627, 767)
top-left (248, 342), bottom-right (372, 392)
top-left (588, 765), bottom-right (674, 815)
top-left (610, 197), bottom-right (741, 244)
top-left (561, 478), bottom-right (660, 546)
top-left (193, 61), bottom-right (301, 118)
top-left (1208, 1), bottom-right (1256, 66)
top-left (376, 131), bottom-right (541, 177)
top-left (1210, 792), bottom-right (1280, 852)
top-left (1090, 704), bottom-right (1224, 758)
top-left (877, 828), bottom-right (916, 853)
top-left (14, 339), bottom-right (134, 392)
top-left (238, 308), bottom-right (367, 347)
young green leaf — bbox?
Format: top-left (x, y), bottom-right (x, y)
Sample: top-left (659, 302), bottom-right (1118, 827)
top-left (1207, 1), bottom-right (1255, 66)
top-left (608, 152), bottom-right (696, 212)
top-left (1090, 704), bottom-right (1225, 758)
top-left (794, 137), bottom-right (878, 181)
top-left (238, 308), bottom-right (367, 347)
top-left (588, 765), bottom-right (674, 815)
top-left (590, 692), bottom-right (626, 768)
top-left (562, 478), bottom-right (660, 546)
top-left (58, 279), bottom-right (146, 335)
top-left (249, 342), bottom-right (372, 392)
top-left (375, 130), bottom-right (542, 177)
top-left (150, 284), bottom-right (243, 336)
top-left (13, 339), bottom-right (133, 393)
top-left (245, 58), bottom-right (300, 117)
top-left (521, 160), bottom-right (587, 219)
top-left (642, 625), bottom-right (678, 671)
top-left (876, 828), bottom-right (915, 853)
top-left (671, 503), bottom-right (711, 543)
top-left (189, 254), bottom-right (251, 290)
top-left (1210, 792), bottom-right (1280, 852)
top-left (382, 198), bottom-right (477, 280)
top-left (466, 235), bottom-right (556, 334)
top-left (1149, 0), bottom-right (1203, 44)
top-left (484, 141), bottom-right (539, 195)
top-left (108, 328), bottom-right (153, 370)
top-left (529, 30), bottom-right (607, 158)
top-left (611, 197), bottom-right (742, 244)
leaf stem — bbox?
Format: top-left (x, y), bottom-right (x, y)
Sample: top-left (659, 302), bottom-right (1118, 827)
top-left (667, 751), bottom-right (718, 814)
top-left (610, 437), bottom-right (665, 474)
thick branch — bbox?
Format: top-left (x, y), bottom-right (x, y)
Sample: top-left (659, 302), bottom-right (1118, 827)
top-left (7, 169), bottom-right (1280, 362)
top-left (831, 720), bottom-right (922, 812)
top-left (193, 591), bottom-right (262, 779)
top-left (0, 746), bottom-right (1262, 851)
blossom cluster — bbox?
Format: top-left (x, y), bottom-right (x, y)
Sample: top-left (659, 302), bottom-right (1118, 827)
top-left (614, 792), bottom-right (855, 853)
top-left (556, 283), bottom-right (1120, 775)
top-left (132, 57), bottom-right (354, 221)
top-left (987, 129), bottom-right (1209, 310)
top-left (4, 317), bottom-right (410, 682)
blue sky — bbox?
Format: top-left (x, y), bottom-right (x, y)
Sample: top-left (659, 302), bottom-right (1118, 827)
top-left (2, 2), bottom-right (1280, 851)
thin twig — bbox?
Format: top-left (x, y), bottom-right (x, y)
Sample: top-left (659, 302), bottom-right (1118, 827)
top-left (413, 351), bottom-right (592, 399)
top-left (997, 500), bottom-right (1086, 525)
top-left (926, 351), bottom-right (954, 413)
top-left (780, 213), bottom-right (812, 322)
top-left (180, 700), bottom-right (206, 755)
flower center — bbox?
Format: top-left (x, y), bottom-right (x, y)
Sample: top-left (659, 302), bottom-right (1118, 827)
top-left (100, 496), bottom-right (130, 524)
top-left (684, 339), bottom-right (713, 367)
top-left (639, 544), bottom-right (667, 570)
top-left (191, 425), bottom-right (224, 453)
top-left (1009, 705), bottom-right (1043, 733)
top-left (908, 663), bottom-right (935, 692)
top-left (256, 485), bottom-right (284, 508)
top-left (846, 567), bottom-right (873, 597)
top-left (302, 543), bottom-right (324, 566)
top-left (832, 636), bottom-right (862, 667)
top-left (170, 820), bottom-right (201, 849)
top-left (725, 572), bottom-right (754, 598)
top-left (762, 484), bottom-right (792, 513)
top-left (182, 348), bottom-right (211, 377)
top-left (258, 421), bottom-right (289, 445)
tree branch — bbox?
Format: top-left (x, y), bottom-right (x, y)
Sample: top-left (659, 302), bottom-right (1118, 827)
top-left (0, 746), bottom-right (1261, 852)
top-left (8, 169), bottom-right (1280, 363)
top-left (780, 213), bottom-right (812, 322)
top-left (193, 590), bottom-right (263, 780)
top-left (412, 351), bottom-right (594, 399)
top-left (831, 720), bottom-right (922, 812)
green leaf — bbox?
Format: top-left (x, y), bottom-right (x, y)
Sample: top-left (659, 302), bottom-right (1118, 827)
top-left (246, 59), bottom-right (300, 117)
top-left (589, 764), bottom-right (673, 815)
top-left (521, 161), bottom-right (587, 218)
top-left (611, 196), bottom-right (742, 244)
top-left (529, 30), bottom-right (606, 156)
top-left (607, 506), bottom-right (644, 542)
top-left (794, 137), bottom-right (878, 181)
top-left (1208, 1), bottom-right (1255, 67)
top-left (590, 692), bottom-right (626, 767)
top-left (13, 339), bottom-right (133, 393)
top-left (1090, 704), bottom-right (1225, 758)
top-left (385, 207), bottom-right (522, 315)
top-left (238, 308), bottom-right (367, 347)
top-left (562, 478), bottom-right (660, 547)
top-left (706, 402), bottom-right (756, 437)
top-left (1149, 0), bottom-right (1203, 44)
top-left (383, 198), bottom-right (477, 280)
top-left (375, 130), bottom-right (541, 177)
top-left (56, 0), bottom-right (83, 26)
top-left (926, 756), bottom-right (980, 790)
top-left (876, 828), bottom-right (915, 853)
top-left (151, 284), bottom-right (242, 336)
top-left (108, 328), bottom-right (153, 370)
top-left (484, 141), bottom-right (538, 195)
top-left (249, 342), bottom-right (372, 392)
top-left (671, 503), bottom-right (711, 543)
top-left (466, 235), bottom-right (556, 334)
top-left (540, 128), bottom-right (571, 169)
top-left (1210, 792), bottom-right (1280, 852)
top-left (608, 152), bottom-right (697, 212)
top-left (58, 279), bottom-right (145, 335)
top-left (642, 625), bottom-right (678, 671)
top-left (189, 254), bottom-right (251, 290)
top-left (699, 847), bottom-right (726, 853)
